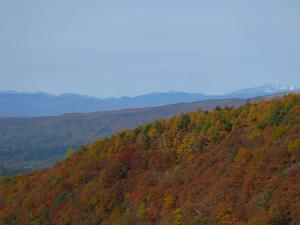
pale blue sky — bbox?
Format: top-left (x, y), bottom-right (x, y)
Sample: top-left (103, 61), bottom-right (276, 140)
top-left (0, 0), bottom-right (300, 97)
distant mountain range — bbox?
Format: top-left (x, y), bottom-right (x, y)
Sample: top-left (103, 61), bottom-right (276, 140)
top-left (0, 84), bottom-right (297, 117)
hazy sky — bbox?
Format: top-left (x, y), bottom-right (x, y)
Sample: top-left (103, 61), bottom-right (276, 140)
top-left (0, 0), bottom-right (300, 97)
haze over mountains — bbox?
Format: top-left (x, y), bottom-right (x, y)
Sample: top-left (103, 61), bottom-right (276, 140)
top-left (0, 84), bottom-right (296, 117)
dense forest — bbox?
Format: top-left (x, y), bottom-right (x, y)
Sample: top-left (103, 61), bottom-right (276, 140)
top-left (0, 94), bottom-right (300, 225)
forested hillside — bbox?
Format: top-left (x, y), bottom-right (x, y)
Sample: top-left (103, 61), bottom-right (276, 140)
top-left (0, 94), bottom-right (300, 225)
top-left (0, 98), bottom-right (246, 176)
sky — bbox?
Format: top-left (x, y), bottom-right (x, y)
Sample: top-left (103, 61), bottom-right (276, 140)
top-left (0, 0), bottom-right (300, 97)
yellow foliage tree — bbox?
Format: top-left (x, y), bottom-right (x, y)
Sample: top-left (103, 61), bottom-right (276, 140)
top-left (288, 138), bottom-right (300, 162)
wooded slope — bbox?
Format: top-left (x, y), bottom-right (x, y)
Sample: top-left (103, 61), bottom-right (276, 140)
top-left (0, 98), bottom-right (246, 175)
top-left (0, 94), bottom-right (300, 225)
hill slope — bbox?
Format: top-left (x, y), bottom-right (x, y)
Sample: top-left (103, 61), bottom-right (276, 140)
top-left (0, 98), bottom-right (247, 175)
top-left (0, 94), bottom-right (300, 224)
top-left (0, 84), bottom-right (295, 117)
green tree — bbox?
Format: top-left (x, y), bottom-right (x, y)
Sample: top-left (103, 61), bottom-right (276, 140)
top-left (178, 114), bottom-right (191, 130)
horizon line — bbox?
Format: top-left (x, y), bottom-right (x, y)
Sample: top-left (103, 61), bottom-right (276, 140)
top-left (0, 83), bottom-right (297, 99)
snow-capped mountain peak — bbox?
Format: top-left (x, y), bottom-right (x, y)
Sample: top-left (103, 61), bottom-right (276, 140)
top-left (264, 85), bottom-right (295, 93)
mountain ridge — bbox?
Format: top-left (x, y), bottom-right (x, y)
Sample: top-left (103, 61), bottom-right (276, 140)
top-left (0, 84), bottom-right (297, 118)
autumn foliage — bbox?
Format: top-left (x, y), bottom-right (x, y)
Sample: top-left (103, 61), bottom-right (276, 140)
top-left (0, 94), bottom-right (300, 225)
